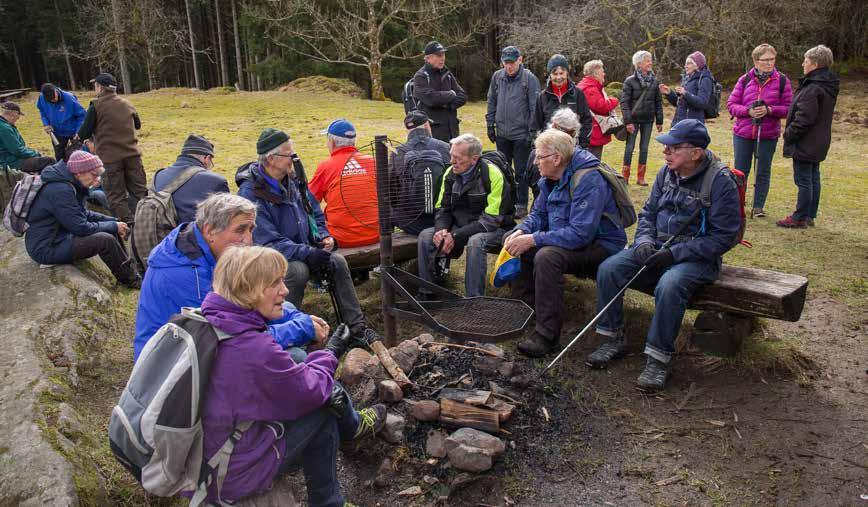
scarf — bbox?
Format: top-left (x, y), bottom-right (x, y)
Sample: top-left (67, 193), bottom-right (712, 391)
top-left (754, 69), bottom-right (773, 84)
top-left (636, 69), bottom-right (655, 87)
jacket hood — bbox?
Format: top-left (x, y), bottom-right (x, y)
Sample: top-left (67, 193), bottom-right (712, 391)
top-left (39, 160), bottom-right (76, 184)
top-left (579, 75), bottom-right (603, 90)
top-left (146, 222), bottom-right (212, 270)
top-left (803, 67), bottom-right (840, 98)
top-left (570, 147), bottom-right (600, 170)
top-left (201, 291), bottom-right (268, 336)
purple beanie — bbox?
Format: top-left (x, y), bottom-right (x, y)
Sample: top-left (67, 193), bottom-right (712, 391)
top-left (687, 51), bottom-right (707, 69)
top-left (68, 150), bottom-right (104, 174)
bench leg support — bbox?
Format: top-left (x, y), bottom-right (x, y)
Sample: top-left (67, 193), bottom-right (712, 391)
top-left (690, 311), bottom-right (754, 357)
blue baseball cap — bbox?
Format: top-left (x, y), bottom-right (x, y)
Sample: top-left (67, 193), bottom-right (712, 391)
top-left (656, 119), bottom-right (711, 149)
top-left (501, 46), bottom-right (521, 62)
top-left (321, 119), bottom-right (356, 139)
top-left (490, 248), bottom-right (521, 288)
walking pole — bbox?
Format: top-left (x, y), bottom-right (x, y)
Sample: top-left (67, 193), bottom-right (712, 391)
top-left (749, 100), bottom-right (764, 218)
top-left (542, 206), bottom-right (704, 375)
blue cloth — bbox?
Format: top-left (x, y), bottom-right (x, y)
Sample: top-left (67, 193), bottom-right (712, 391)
top-left (595, 247), bottom-right (720, 363)
top-left (634, 151), bottom-right (741, 264)
top-left (36, 89), bottom-right (87, 137)
top-left (417, 227), bottom-right (504, 297)
top-left (237, 164), bottom-right (330, 262)
top-left (733, 134), bottom-right (777, 210)
top-left (792, 159), bottom-right (821, 220)
top-left (519, 149), bottom-right (627, 255)
top-left (24, 160), bottom-right (118, 265)
top-left (153, 155), bottom-right (230, 223)
top-left (666, 67), bottom-right (714, 125)
top-left (623, 121), bottom-right (653, 166)
top-left (275, 408), bottom-right (344, 507)
top-left (133, 222), bottom-right (314, 360)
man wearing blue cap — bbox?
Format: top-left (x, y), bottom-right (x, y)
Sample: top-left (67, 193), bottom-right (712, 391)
top-left (486, 46), bottom-right (541, 219)
top-left (412, 41), bottom-right (467, 143)
top-left (587, 119), bottom-right (741, 390)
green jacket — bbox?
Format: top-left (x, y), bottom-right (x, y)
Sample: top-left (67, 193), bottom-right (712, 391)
top-left (0, 117), bottom-right (39, 169)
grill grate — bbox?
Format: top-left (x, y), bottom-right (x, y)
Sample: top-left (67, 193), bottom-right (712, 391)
top-left (420, 298), bottom-right (532, 338)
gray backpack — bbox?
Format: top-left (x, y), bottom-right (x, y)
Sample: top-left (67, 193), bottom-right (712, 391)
top-left (2, 173), bottom-right (46, 237)
top-left (109, 307), bottom-right (250, 506)
top-left (569, 161), bottom-right (637, 228)
top-left (132, 166), bottom-right (204, 270)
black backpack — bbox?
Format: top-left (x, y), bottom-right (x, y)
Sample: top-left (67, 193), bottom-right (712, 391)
top-left (390, 149), bottom-right (447, 228)
top-left (480, 150), bottom-right (518, 207)
top-left (702, 73), bottom-right (724, 119)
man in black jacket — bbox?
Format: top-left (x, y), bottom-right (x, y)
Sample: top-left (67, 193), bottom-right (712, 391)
top-left (777, 45), bottom-right (839, 229)
top-left (412, 41), bottom-right (467, 143)
top-left (531, 54), bottom-right (593, 150)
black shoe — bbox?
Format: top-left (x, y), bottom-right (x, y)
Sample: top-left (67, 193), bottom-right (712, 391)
top-left (121, 276), bottom-right (142, 290)
top-left (516, 331), bottom-right (557, 358)
top-left (585, 335), bottom-right (627, 369)
top-left (636, 356), bottom-right (670, 391)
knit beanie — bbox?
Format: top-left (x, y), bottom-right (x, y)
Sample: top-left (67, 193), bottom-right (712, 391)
top-left (256, 128), bottom-right (290, 155)
top-left (547, 54), bottom-right (569, 74)
top-left (68, 150), bottom-right (103, 174)
top-left (688, 51), bottom-right (707, 69)
top-left (180, 134), bottom-right (215, 157)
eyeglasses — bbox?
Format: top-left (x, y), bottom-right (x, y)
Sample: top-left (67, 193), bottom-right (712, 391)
top-left (662, 144), bottom-right (695, 154)
top-left (757, 57), bottom-right (776, 63)
top-left (270, 153), bottom-right (294, 159)
top-left (536, 152), bottom-right (557, 161)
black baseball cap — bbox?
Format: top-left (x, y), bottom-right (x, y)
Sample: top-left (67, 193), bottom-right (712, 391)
top-left (0, 101), bottom-right (23, 115)
top-left (404, 110), bottom-right (429, 129)
top-left (90, 73), bottom-right (117, 87)
top-left (501, 46), bottom-right (521, 62)
top-left (424, 41), bottom-right (447, 55)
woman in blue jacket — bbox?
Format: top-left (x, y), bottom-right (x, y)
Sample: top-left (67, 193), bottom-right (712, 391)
top-left (24, 151), bottom-right (140, 287)
top-left (660, 51), bottom-right (714, 125)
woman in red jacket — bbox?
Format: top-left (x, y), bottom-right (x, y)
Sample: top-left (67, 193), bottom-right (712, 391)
top-left (578, 60), bottom-right (619, 160)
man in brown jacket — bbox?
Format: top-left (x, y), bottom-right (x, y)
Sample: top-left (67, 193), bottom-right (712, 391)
top-left (76, 73), bottom-right (146, 226)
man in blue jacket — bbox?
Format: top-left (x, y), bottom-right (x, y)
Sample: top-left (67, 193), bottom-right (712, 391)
top-left (238, 128), bottom-right (384, 345)
top-left (504, 129), bottom-right (627, 357)
top-left (587, 120), bottom-right (740, 390)
top-left (133, 193), bottom-right (325, 361)
top-left (153, 134), bottom-right (230, 222)
top-left (36, 83), bottom-right (87, 161)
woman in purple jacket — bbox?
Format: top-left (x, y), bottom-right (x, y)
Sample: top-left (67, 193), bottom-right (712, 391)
top-left (726, 43), bottom-right (793, 217)
top-left (198, 245), bottom-right (387, 506)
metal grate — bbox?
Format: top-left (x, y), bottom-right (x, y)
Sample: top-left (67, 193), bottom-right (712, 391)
top-left (421, 297), bottom-right (533, 339)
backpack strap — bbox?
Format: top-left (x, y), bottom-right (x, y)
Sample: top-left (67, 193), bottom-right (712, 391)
top-left (156, 166), bottom-right (206, 195)
top-left (190, 420), bottom-right (254, 507)
top-left (568, 166), bottom-right (621, 226)
top-left (778, 73), bottom-right (787, 97)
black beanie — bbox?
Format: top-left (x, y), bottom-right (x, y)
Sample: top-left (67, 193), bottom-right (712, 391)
top-left (41, 83), bottom-right (58, 102)
top-left (547, 54), bottom-right (569, 74)
top-left (257, 128), bottom-right (289, 155)
top-left (180, 134), bottom-right (215, 157)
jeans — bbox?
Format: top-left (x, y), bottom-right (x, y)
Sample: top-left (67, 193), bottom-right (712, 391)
top-left (595, 247), bottom-right (719, 363)
top-left (733, 134), bottom-right (777, 210)
top-left (103, 155), bottom-right (147, 224)
top-left (417, 227), bottom-right (504, 297)
top-left (623, 122), bottom-right (653, 166)
top-left (495, 137), bottom-right (532, 208)
top-left (792, 159), bottom-right (821, 220)
top-left (511, 244), bottom-right (610, 340)
top-left (71, 231), bottom-right (137, 284)
top-left (284, 253), bottom-right (366, 331)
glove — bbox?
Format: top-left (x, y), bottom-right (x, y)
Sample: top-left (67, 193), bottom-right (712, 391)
top-left (326, 382), bottom-right (349, 419)
top-left (487, 125), bottom-right (497, 143)
top-left (632, 242), bottom-right (657, 265)
top-left (644, 249), bottom-right (675, 270)
top-left (306, 248), bottom-right (332, 272)
top-left (325, 323), bottom-right (352, 358)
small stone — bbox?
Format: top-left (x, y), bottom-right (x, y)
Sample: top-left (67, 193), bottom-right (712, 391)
top-left (339, 348), bottom-right (373, 386)
top-left (377, 380), bottom-right (403, 403)
top-left (448, 444), bottom-right (492, 472)
top-left (389, 340), bottom-right (420, 373)
top-left (180, 101), bottom-right (191, 108)
top-left (406, 400), bottom-right (440, 422)
top-left (509, 374), bottom-right (533, 388)
top-left (397, 486), bottom-right (423, 496)
top-left (498, 361), bottom-right (515, 377)
top-left (472, 356), bottom-right (505, 375)
top-left (373, 457), bottom-right (392, 487)
top-left (381, 413), bottom-right (405, 444)
top-left (414, 333), bottom-right (435, 345)
top-left (57, 402), bottom-right (83, 439)
top-left (479, 343), bottom-right (505, 358)
top-left (445, 427), bottom-right (506, 457)
top-left (363, 355), bottom-right (388, 381)
top-left (423, 475), bottom-right (439, 485)
top-left (425, 429), bottom-right (449, 458)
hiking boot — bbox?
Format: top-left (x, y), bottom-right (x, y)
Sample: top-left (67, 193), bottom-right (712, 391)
top-left (751, 208), bottom-right (765, 218)
top-left (585, 334), bottom-right (627, 369)
top-left (354, 404), bottom-right (387, 440)
top-left (776, 216), bottom-right (807, 228)
top-left (636, 164), bottom-right (648, 186)
top-left (514, 205), bottom-right (528, 219)
top-left (516, 331), bottom-right (557, 358)
top-left (806, 217), bottom-right (815, 227)
top-left (636, 356), bottom-right (671, 391)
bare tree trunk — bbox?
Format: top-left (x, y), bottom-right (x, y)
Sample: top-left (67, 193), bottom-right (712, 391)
top-left (110, 0), bottom-right (132, 93)
top-left (206, 1), bottom-right (219, 88)
top-left (185, 0), bottom-right (201, 89)
top-left (365, 3), bottom-right (386, 101)
top-left (215, 0), bottom-right (229, 87)
top-left (231, 0), bottom-right (244, 90)
top-left (12, 41), bottom-right (25, 89)
top-left (54, 0), bottom-right (77, 90)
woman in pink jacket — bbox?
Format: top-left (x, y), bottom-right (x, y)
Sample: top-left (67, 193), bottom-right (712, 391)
top-left (726, 43), bottom-right (793, 218)
top-left (578, 60), bottom-right (619, 160)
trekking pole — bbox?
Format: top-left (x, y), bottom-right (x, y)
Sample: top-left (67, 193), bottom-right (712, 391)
top-left (541, 206), bottom-right (704, 375)
top-left (49, 131), bottom-right (59, 147)
top-left (749, 100), bottom-right (764, 218)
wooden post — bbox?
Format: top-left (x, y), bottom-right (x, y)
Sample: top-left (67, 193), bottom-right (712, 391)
top-left (374, 135), bottom-right (397, 347)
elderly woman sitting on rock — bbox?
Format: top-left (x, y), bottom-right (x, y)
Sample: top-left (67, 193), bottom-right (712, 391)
top-left (24, 150), bottom-right (141, 288)
top-left (196, 244), bottom-right (386, 506)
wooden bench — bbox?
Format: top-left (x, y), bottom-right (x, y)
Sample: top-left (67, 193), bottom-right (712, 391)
top-left (341, 232), bottom-right (808, 355)
top-left (0, 89), bottom-right (31, 101)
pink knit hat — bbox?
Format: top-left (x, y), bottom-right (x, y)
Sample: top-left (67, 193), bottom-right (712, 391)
top-left (687, 51), bottom-right (707, 69)
top-left (68, 150), bottom-right (103, 174)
